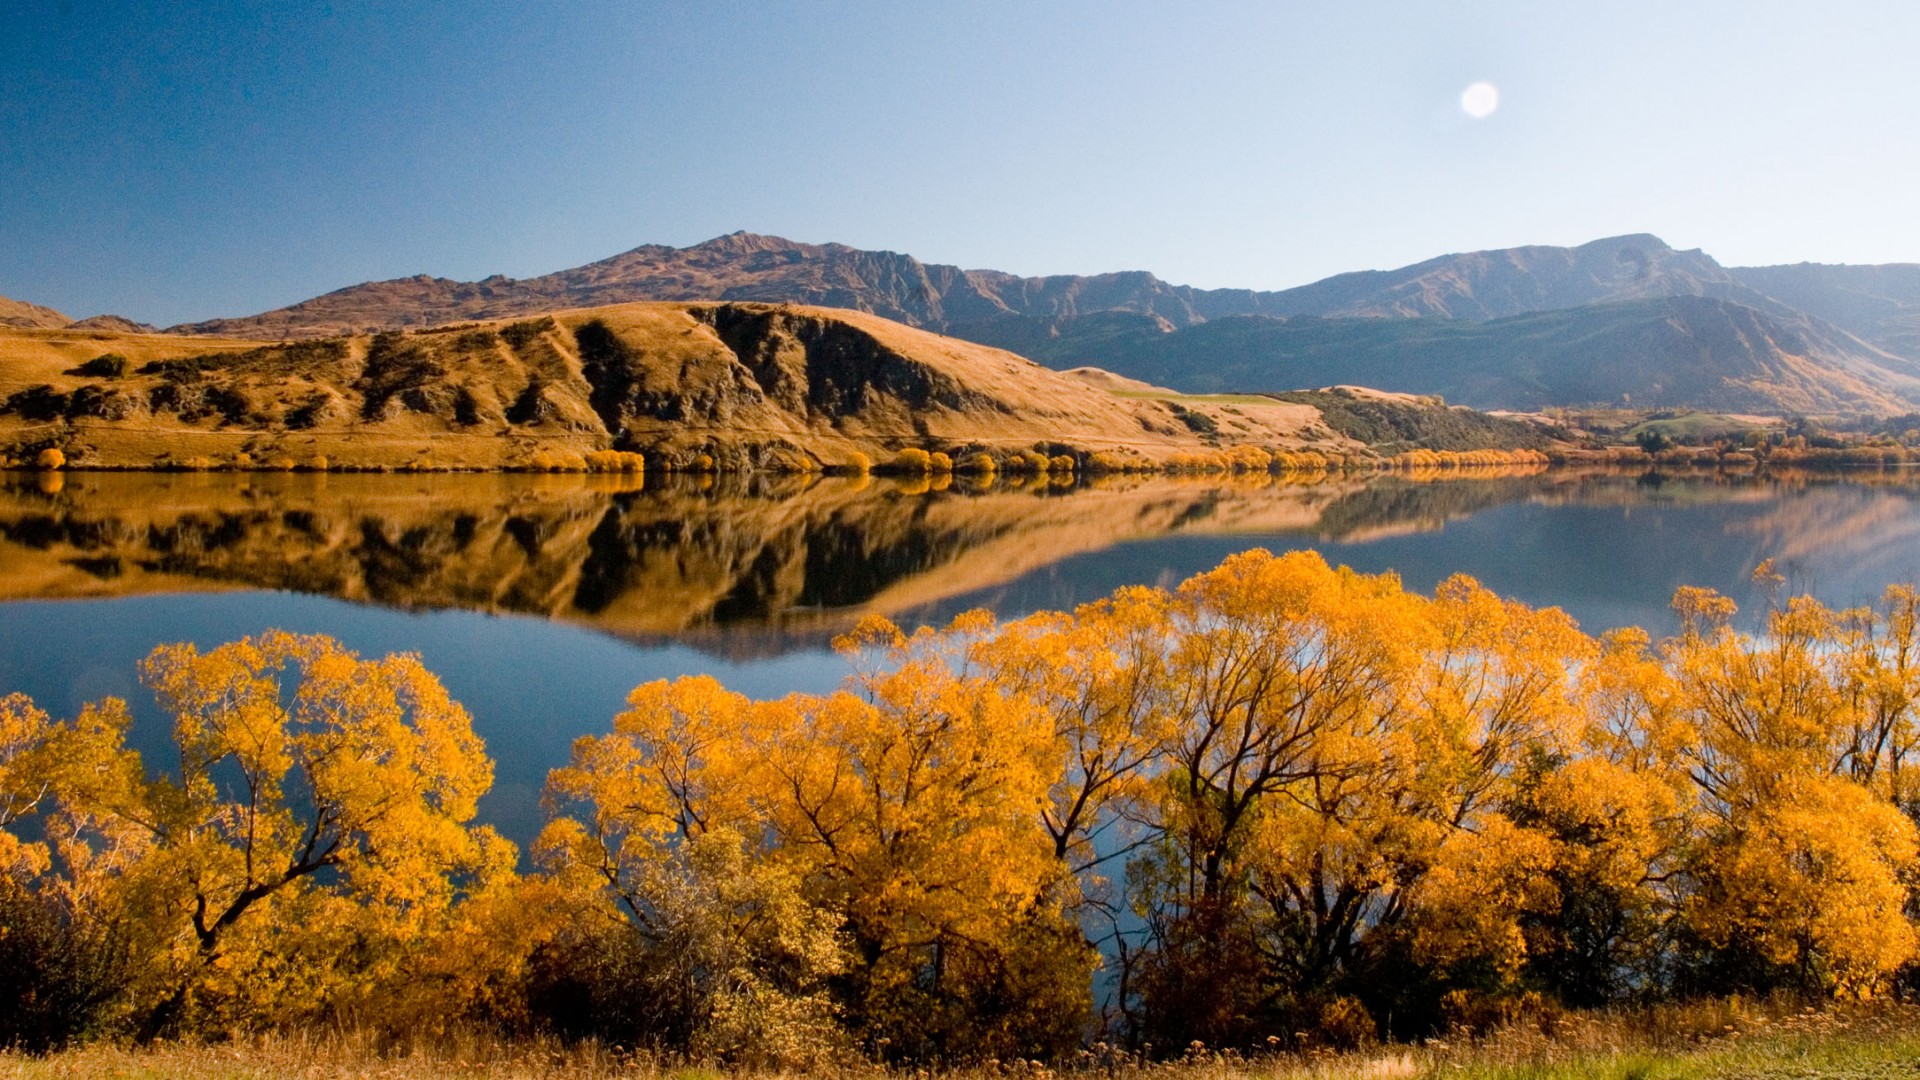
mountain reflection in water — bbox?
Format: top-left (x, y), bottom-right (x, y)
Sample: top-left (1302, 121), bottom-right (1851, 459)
top-left (0, 467), bottom-right (1562, 652)
top-left (10, 467), bottom-right (1920, 654)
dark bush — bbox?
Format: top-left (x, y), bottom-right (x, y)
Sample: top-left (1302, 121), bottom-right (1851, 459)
top-left (0, 877), bottom-right (125, 1052)
top-left (2, 385), bottom-right (70, 421)
top-left (73, 354), bottom-right (130, 379)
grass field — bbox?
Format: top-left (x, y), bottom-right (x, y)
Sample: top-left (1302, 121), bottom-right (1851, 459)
top-left (7, 1005), bottom-right (1920, 1079)
top-left (1623, 411), bottom-right (1781, 444)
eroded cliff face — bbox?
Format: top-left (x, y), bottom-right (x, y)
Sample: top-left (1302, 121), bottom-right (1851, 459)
top-left (0, 301), bottom-right (1348, 470)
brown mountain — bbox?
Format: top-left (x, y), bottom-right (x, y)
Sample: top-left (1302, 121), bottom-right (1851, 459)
top-left (67, 314), bottom-right (159, 333)
top-left (1, 300), bottom-right (1355, 470)
top-left (171, 232), bottom-right (1794, 339)
top-left (166, 231), bottom-right (1230, 339)
top-left (0, 291), bottom-right (157, 333)
top-left (154, 232), bottom-right (1920, 414)
top-left (0, 293), bottom-right (72, 329)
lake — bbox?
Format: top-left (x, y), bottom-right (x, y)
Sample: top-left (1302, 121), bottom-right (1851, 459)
top-left (6, 465), bottom-right (1920, 846)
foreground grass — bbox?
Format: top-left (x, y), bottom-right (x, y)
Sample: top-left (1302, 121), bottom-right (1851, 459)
top-left (7, 1007), bottom-right (1920, 1079)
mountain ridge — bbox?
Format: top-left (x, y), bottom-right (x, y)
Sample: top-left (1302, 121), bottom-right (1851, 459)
top-left (1046, 296), bottom-right (1919, 414)
top-left (14, 231), bottom-right (1920, 414)
top-left (162, 230), bottom-right (1895, 340)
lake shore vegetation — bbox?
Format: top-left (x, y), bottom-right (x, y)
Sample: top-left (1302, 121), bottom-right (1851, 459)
top-left (6, 552), bottom-right (1920, 1069)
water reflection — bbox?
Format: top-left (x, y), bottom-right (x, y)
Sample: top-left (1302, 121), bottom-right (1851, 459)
top-left (7, 467), bottom-right (1920, 652)
top-left (0, 468), bottom-right (1513, 647)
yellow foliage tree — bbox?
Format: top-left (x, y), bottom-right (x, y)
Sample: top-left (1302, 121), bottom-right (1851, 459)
top-left (44, 632), bottom-right (509, 1037)
top-left (889, 447), bottom-right (932, 474)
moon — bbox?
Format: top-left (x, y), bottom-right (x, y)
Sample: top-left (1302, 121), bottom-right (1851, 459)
top-left (1460, 81), bottom-right (1500, 119)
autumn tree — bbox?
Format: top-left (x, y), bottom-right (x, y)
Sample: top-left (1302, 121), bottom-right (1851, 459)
top-left (977, 588), bottom-right (1176, 875)
top-left (21, 553), bottom-right (1920, 1057)
top-left (1121, 551), bottom-right (1434, 1043)
top-left (34, 632), bottom-right (510, 1038)
top-left (536, 676), bottom-right (845, 1062)
top-left (1504, 627), bottom-right (1691, 1007)
top-left (1665, 587), bottom-right (1920, 996)
top-left (0, 694), bottom-right (133, 1049)
top-left (768, 614), bottom-right (1087, 1059)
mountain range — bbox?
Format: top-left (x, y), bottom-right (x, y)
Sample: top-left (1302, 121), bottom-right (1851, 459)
top-left (8, 232), bottom-right (1920, 414)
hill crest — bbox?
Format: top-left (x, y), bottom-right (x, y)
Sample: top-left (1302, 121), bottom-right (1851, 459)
top-left (1, 300), bottom-right (1376, 470)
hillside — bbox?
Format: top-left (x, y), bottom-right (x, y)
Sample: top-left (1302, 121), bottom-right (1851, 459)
top-left (1732, 262), bottom-right (1920, 363)
top-left (0, 291), bottom-right (157, 333)
top-left (147, 232), bottom-right (1920, 415)
top-left (0, 301), bottom-right (1357, 470)
top-left (0, 293), bottom-right (72, 329)
top-left (1046, 296), bottom-right (1920, 415)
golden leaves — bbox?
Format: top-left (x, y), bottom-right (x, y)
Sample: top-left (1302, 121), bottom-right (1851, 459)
top-left (3, 632), bottom-right (502, 1035)
top-left (15, 548), bottom-right (1920, 1045)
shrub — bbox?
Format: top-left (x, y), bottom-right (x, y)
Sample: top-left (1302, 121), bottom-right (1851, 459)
top-left (528, 450), bottom-right (588, 472)
top-left (584, 449), bottom-right (646, 473)
top-left (1228, 445), bottom-right (1273, 473)
top-left (1004, 449), bottom-right (1050, 475)
top-left (75, 353), bottom-right (130, 379)
top-left (1084, 451), bottom-right (1129, 474)
top-left (928, 451), bottom-right (954, 474)
top-left (1318, 995), bottom-right (1377, 1050)
top-left (1049, 454), bottom-right (1076, 474)
top-left (890, 448), bottom-right (932, 474)
top-left (842, 451), bottom-right (872, 475)
top-left (1167, 401), bottom-right (1218, 434)
top-left (305, 455), bottom-right (330, 472)
top-left (955, 452), bottom-right (998, 475)
top-left (34, 447), bottom-right (65, 470)
top-left (0, 877), bottom-right (125, 1052)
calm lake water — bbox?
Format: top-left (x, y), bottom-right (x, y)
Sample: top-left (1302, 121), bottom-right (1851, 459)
top-left (5, 465), bottom-right (1920, 845)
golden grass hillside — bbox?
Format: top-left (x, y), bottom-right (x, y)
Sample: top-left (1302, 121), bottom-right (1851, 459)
top-left (0, 301), bottom-right (1360, 471)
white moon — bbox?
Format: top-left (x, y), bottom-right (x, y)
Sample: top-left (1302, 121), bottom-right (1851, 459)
top-left (1460, 81), bottom-right (1500, 119)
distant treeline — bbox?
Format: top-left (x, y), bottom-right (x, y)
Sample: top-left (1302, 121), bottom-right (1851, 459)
top-left (4, 552), bottom-right (1920, 1063)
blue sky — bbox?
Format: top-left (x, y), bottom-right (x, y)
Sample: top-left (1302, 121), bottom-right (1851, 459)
top-left (3, 1), bottom-right (1917, 325)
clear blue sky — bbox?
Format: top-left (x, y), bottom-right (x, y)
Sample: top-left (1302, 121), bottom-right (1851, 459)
top-left (3, 1), bottom-right (1916, 325)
